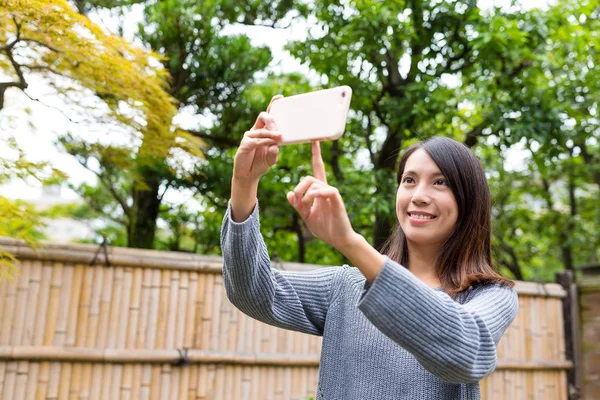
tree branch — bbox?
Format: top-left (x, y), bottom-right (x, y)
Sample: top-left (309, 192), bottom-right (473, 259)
top-left (577, 140), bottom-right (600, 187)
top-left (330, 140), bottom-right (344, 182)
top-left (72, 155), bottom-right (132, 217)
top-left (365, 113), bottom-right (376, 167)
top-left (20, 37), bottom-right (62, 53)
top-left (183, 128), bottom-right (239, 147)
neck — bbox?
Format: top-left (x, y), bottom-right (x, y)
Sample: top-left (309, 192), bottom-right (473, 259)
top-left (406, 242), bottom-right (442, 288)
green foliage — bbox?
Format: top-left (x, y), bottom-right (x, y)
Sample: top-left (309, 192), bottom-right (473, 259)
top-left (0, 197), bottom-right (46, 279)
top-left (3, 0), bottom-right (598, 282)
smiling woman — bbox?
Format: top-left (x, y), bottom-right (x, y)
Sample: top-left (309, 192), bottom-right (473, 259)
top-left (383, 137), bottom-right (513, 295)
top-left (221, 97), bottom-right (518, 400)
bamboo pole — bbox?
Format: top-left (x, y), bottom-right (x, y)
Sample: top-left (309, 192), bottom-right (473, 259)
top-left (54, 263), bottom-right (74, 346)
top-left (214, 274), bottom-right (227, 352)
top-left (197, 364), bottom-right (208, 399)
top-left (12, 260), bottom-right (31, 345)
top-left (146, 270), bottom-right (161, 350)
top-left (110, 364), bottom-right (123, 400)
top-left (47, 362), bottom-right (61, 399)
top-left (23, 260), bottom-right (42, 345)
top-left (117, 267), bottom-right (133, 349)
top-left (183, 272), bottom-right (197, 349)
top-left (66, 264), bottom-right (85, 347)
top-left (0, 269), bottom-right (8, 335)
top-left (84, 263), bottom-right (103, 348)
top-left (166, 270), bottom-right (179, 349)
top-left (96, 267), bottom-right (115, 349)
top-left (193, 271), bottom-right (206, 349)
top-left (106, 267), bottom-right (124, 349)
top-left (36, 361), bottom-right (50, 399)
top-left (140, 364), bottom-right (152, 400)
top-left (75, 266), bottom-right (94, 347)
top-left (160, 364), bottom-right (172, 399)
top-left (178, 363), bottom-right (190, 400)
top-left (136, 269), bottom-right (152, 349)
top-left (43, 262), bottom-right (64, 346)
top-left (121, 364), bottom-right (132, 400)
top-left (258, 365), bottom-right (267, 399)
top-left (69, 362), bottom-right (82, 400)
top-left (149, 365), bottom-right (160, 400)
top-left (214, 364), bottom-right (225, 400)
top-left (175, 271), bottom-right (188, 349)
top-left (0, 266), bottom-right (18, 344)
top-left (25, 362), bottom-right (39, 400)
top-left (57, 362), bottom-right (71, 400)
top-left (130, 364), bottom-right (142, 400)
top-left (188, 364), bottom-right (198, 399)
top-left (14, 361), bottom-right (27, 400)
top-left (80, 363), bottom-right (92, 399)
top-left (127, 268), bottom-right (143, 348)
top-left (200, 273), bottom-right (214, 350)
top-left (155, 270), bottom-right (170, 349)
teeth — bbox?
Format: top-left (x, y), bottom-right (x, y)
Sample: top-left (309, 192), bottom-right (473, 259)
top-left (411, 214), bottom-right (433, 220)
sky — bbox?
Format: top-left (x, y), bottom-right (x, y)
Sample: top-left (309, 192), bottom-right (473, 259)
top-left (0, 0), bottom-right (551, 208)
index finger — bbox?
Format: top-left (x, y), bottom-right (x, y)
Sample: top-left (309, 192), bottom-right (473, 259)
top-left (312, 141), bottom-right (327, 184)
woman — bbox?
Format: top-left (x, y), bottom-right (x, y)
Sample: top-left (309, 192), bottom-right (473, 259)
top-left (221, 95), bottom-right (518, 399)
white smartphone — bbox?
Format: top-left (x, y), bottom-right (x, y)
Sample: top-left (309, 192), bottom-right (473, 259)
top-left (268, 86), bottom-right (352, 145)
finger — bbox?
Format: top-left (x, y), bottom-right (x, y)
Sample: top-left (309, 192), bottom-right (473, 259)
top-left (265, 145), bottom-right (279, 166)
top-left (267, 94), bottom-right (284, 113)
top-left (287, 190), bottom-right (310, 220)
top-left (245, 129), bottom-right (283, 140)
top-left (252, 112), bottom-right (278, 131)
top-left (292, 177), bottom-right (325, 203)
top-left (312, 141), bottom-right (327, 184)
top-left (302, 186), bottom-right (339, 209)
top-left (240, 137), bottom-right (279, 150)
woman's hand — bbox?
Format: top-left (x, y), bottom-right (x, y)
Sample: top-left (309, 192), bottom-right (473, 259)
top-left (286, 141), bottom-right (358, 251)
top-left (230, 95), bottom-right (283, 222)
top-left (233, 95), bottom-right (284, 182)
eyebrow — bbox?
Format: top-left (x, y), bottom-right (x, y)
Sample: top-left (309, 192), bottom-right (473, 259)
top-left (402, 170), bottom-right (445, 178)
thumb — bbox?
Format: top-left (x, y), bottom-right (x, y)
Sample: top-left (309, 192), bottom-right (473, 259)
top-left (287, 191), bottom-right (308, 219)
top-left (266, 145), bottom-right (279, 166)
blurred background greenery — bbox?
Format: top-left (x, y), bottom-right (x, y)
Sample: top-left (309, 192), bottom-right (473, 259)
top-left (1, 0), bottom-right (598, 282)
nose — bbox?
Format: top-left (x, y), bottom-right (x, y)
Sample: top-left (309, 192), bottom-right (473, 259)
top-left (411, 184), bottom-right (431, 205)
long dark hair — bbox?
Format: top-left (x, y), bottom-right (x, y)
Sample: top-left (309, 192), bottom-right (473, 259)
top-left (380, 136), bottom-right (514, 296)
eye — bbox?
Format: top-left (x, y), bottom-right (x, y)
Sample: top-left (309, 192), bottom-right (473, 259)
top-left (434, 178), bottom-right (447, 186)
top-left (401, 176), bottom-right (415, 184)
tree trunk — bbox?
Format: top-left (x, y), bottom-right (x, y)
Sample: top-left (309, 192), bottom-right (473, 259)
top-left (292, 213), bottom-right (306, 263)
top-left (372, 128), bottom-right (403, 250)
top-left (127, 172), bottom-right (161, 249)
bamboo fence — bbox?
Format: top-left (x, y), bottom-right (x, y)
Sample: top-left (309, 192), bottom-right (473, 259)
top-left (0, 238), bottom-right (570, 399)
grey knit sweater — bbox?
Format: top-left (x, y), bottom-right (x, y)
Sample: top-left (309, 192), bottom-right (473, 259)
top-left (221, 203), bottom-right (519, 400)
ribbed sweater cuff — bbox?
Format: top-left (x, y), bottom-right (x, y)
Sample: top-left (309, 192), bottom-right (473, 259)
top-left (358, 256), bottom-right (440, 310)
top-left (225, 200), bottom-right (260, 236)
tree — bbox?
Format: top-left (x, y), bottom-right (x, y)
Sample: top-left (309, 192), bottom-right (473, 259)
top-left (0, 0), bottom-right (209, 249)
top-left (53, 0), bottom-right (305, 248)
top-left (285, 0), bottom-right (558, 249)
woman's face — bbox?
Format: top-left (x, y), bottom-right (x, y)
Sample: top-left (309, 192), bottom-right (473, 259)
top-left (396, 148), bottom-right (458, 248)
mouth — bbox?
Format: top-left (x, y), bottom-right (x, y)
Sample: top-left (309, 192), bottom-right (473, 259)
top-left (407, 212), bottom-right (437, 221)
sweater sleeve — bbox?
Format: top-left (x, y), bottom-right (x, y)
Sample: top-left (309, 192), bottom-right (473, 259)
top-left (357, 256), bottom-right (518, 384)
top-left (220, 200), bottom-right (339, 336)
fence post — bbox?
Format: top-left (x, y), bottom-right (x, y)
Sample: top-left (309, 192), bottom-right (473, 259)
top-left (556, 270), bottom-right (582, 400)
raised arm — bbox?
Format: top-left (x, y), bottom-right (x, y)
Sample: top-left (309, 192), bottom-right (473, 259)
top-left (221, 95), bottom-right (339, 336)
top-left (221, 202), bottom-right (339, 335)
